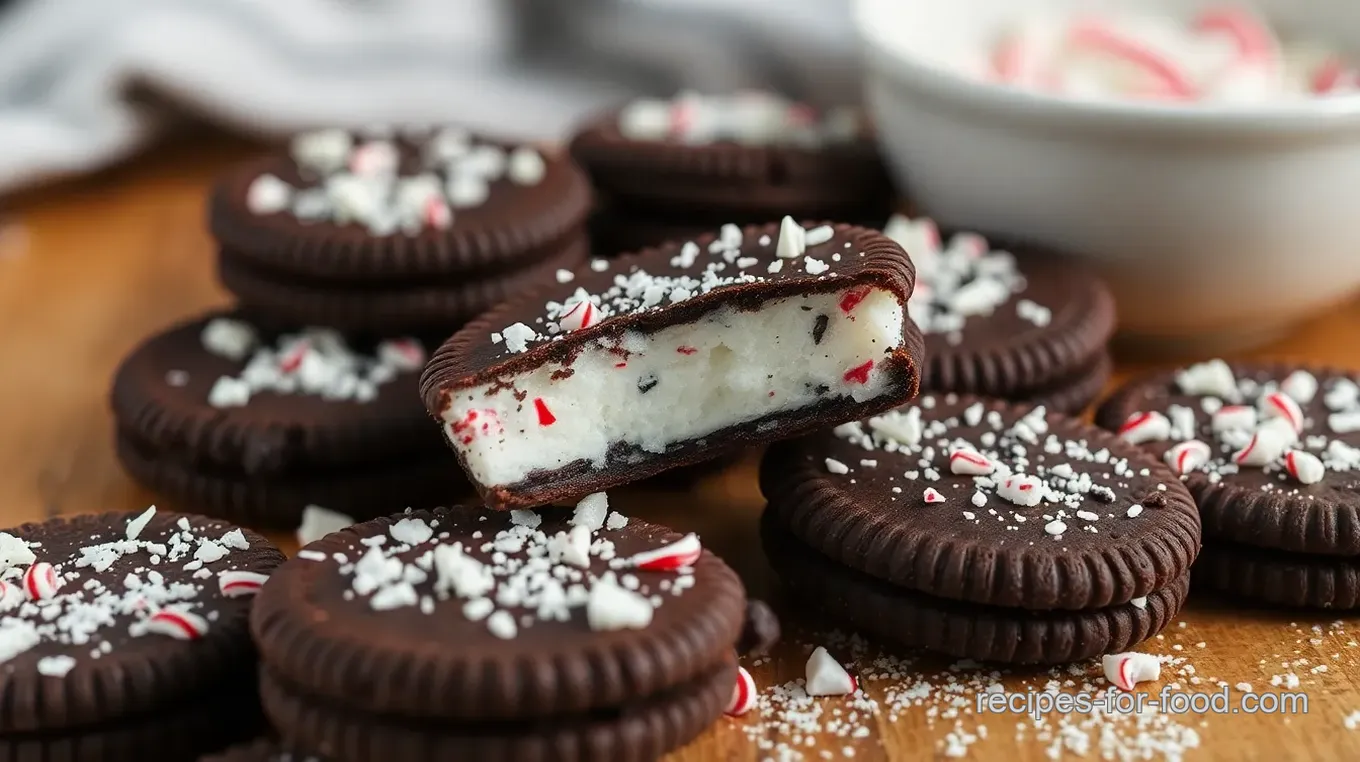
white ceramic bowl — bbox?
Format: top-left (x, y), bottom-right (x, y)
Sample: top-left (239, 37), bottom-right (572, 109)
top-left (856, 0), bottom-right (1360, 353)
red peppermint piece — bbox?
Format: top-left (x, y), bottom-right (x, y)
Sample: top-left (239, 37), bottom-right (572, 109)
top-left (626, 533), bottom-right (701, 571)
top-left (1164, 440), bottom-right (1211, 475)
top-left (423, 197), bottom-right (452, 230)
top-left (1068, 19), bottom-right (1197, 99)
top-left (23, 562), bottom-right (60, 601)
top-left (725, 666), bottom-right (758, 717)
top-left (1116, 657), bottom-right (1134, 691)
top-left (1311, 58), bottom-right (1349, 93)
top-left (842, 360), bottom-right (874, 385)
top-left (1192, 7), bottom-right (1276, 67)
top-left (279, 340), bottom-right (310, 374)
top-left (558, 299), bottom-right (597, 332)
top-left (1262, 392), bottom-right (1304, 434)
top-left (923, 488), bottom-right (946, 504)
top-left (676, 346), bottom-right (697, 355)
top-left (839, 288), bottom-right (870, 314)
top-left (144, 610), bottom-right (209, 640)
top-left (949, 448), bottom-right (995, 475)
top-left (348, 141), bottom-right (399, 176)
top-left (218, 571), bottom-right (270, 599)
top-left (534, 398), bottom-right (557, 426)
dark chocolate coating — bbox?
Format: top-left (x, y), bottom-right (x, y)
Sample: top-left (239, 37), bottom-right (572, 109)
top-left (761, 514), bottom-right (1189, 665)
top-left (198, 738), bottom-right (320, 762)
top-left (761, 395), bottom-right (1201, 611)
top-left (1096, 362), bottom-right (1360, 556)
top-left (209, 137), bottom-right (592, 280)
top-left (421, 221), bottom-right (925, 510)
top-left (1023, 350), bottom-right (1113, 416)
top-left (0, 511), bottom-right (283, 734)
top-left (251, 507), bottom-right (746, 721)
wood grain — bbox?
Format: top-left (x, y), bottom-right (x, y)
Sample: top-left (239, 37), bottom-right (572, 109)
top-left (2, 135), bottom-right (1358, 761)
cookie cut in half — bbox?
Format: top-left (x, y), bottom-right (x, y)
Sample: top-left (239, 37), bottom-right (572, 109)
top-left (422, 219), bottom-right (925, 509)
top-left (882, 215), bottom-right (1116, 414)
top-left (251, 502), bottom-right (748, 762)
top-left (0, 508), bottom-right (284, 761)
top-left (111, 311), bottom-right (462, 527)
top-left (761, 395), bottom-right (1200, 663)
top-left (1098, 360), bottom-right (1360, 608)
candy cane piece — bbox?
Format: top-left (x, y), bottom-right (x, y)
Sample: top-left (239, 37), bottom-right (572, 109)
top-left (626, 534), bottom-right (701, 571)
top-left (1118, 411), bottom-right (1172, 444)
top-left (1164, 440), bottom-right (1211, 475)
top-left (1212, 405), bottom-right (1257, 433)
top-left (218, 571), bottom-right (271, 599)
top-left (23, 562), bottom-right (60, 601)
top-left (1067, 20), bottom-right (1197, 100)
top-left (1233, 423), bottom-right (1290, 466)
top-left (1280, 370), bottom-right (1319, 404)
top-left (423, 197), bottom-right (452, 230)
top-left (725, 666), bottom-right (758, 716)
top-left (144, 610), bottom-right (210, 640)
top-left (949, 447), bottom-right (995, 475)
top-left (805, 646), bottom-right (857, 696)
top-left (991, 34), bottom-right (1031, 83)
top-left (0, 580), bottom-right (22, 611)
top-left (278, 340), bottom-right (310, 374)
top-left (558, 299), bottom-right (598, 333)
top-left (377, 339), bottom-right (426, 372)
top-left (1311, 58), bottom-right (1352, 94)
top-left (1102, 652), bottom-right (1160, 691)
top-left (1284, 450), bottom-right (1325, 485)
top-left (1193, 7), bottom-right (1278, 68)
top-left (1261, 392), bottom-right (1304, 434)
top-left (349, 141), bottom-right (399, 176)
top-left (923, 488), bottom-right (946, 504)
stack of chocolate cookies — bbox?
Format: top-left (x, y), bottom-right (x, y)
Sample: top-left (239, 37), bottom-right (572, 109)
top-left (111, 128), bottom-right (594, 527)
top-left (569, 92), bottom-right (893, 256)
top-left (250, 505), bottom-right (752, 762)
top-left (881, 214), bottom-right (1116, 414)
top-left (760, 395), bottom-right (1201, 664)
top-left (1100, 360), bottom-right (1360, 609)
top-left (210, 127), bottom-right (592, 334)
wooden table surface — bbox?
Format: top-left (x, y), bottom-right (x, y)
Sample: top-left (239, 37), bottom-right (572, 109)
top-left (3, 134), bottom-right (1360, 761)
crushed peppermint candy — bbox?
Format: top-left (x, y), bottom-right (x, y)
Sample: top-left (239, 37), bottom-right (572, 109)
top-left (616, 91), bottom-right (861, 147)
top-left (330, 498), bottom-right (701, 639)
top-left (882, 214), bottom-right (1041, 345)
top-left (0, 507), bottom-right (270, 672)
top-left (1109, 361), bottom-right (1360, 490)
top-left (826, 396), bottom-right (1162, 540)
top-left (256, 128), bottom-right (548, 236)
top-left (200, 318), bottom-right (424, 408)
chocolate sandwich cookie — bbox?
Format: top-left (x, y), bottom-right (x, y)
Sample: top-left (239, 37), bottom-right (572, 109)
top-left (421, 218), bottom-right (926, 510)
top-left (209, 127), bottom-right (592, 333)
top-left (0, 507), bottom-right (284, 761)
top-left (251, 502), bottom-right (749, 762)
top-left (111, 311), bottom-right (462, 528)
top-left (760, 395), bottom-right (1200, 663)
top-left (570, 92), bottom-right (893, 255)
top-left (1097, 360), bottom-right (1360, 608)
top-left (882, 215), bottom-right (1116, 414)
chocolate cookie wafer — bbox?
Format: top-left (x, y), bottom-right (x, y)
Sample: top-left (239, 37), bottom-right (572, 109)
top-left (1097, 360), bottom-right (1360, 608)
top-left (421, 218), bottom-right (925, 510)
top-left (0, 508), bottom-right (284, 761)
top-left (111, 311), bottom-right (462, 528)
top-left (251, 499), bottom-right (756, 762)
top-left (570, 92), bottom-right (893, 254)
top-left (761, 395), bottom-right (1200, 663)
top-left (881, 215), bottom-right (1116, 414)
top-left (209, 127), bottom-right (592, 333)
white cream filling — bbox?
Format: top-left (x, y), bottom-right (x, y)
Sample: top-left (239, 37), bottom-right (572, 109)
top-left (442, 287), bottom-right (905, 488)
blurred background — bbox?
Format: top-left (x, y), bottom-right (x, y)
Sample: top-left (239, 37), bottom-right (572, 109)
top-left (0, 0), bottom-right (861, 195)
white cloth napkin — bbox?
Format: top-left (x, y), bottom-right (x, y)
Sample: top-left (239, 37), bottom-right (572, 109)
top-left (0, 0), bottom-right (858, 194)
